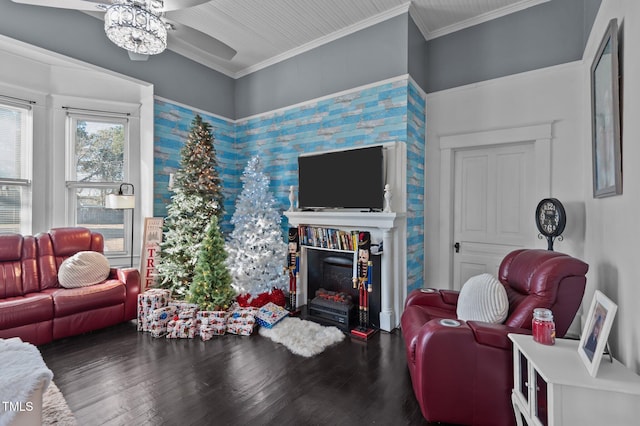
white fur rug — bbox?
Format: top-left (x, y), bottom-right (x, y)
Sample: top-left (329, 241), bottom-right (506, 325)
top-left (259, 317), bottom-right (345, 357)
top-left (43, 382), bottom-right (77, 426)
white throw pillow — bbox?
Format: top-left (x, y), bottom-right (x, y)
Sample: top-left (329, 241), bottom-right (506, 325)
top-left (456, 273), bottom-right (509, 323)
top-left (58, 251), bottom-right (111, 288)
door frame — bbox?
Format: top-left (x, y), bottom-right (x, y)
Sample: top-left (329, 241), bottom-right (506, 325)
top-left (438, 123), bottom-right (553, 289)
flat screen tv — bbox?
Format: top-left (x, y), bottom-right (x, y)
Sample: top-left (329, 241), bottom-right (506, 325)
top-left (298, 145), bottom-right (384, 210)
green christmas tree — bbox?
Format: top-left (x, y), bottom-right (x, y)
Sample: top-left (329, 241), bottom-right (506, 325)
top-left (188, 216), bottom-right (236, 311)
top-left (156, 115), bottom-right (224, 297)
top-left (173, 114), bottom-right (224, 219)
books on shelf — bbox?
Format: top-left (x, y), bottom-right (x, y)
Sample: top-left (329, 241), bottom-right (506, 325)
top-left (298, 225), bottom-right (359, 251)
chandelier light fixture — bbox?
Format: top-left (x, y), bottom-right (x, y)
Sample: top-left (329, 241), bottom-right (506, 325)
top-left (104, 1), bottom-right (167, 55)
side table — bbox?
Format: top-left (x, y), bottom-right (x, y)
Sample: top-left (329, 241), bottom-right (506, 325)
top-left (509, 333), bottom-right (640, 425)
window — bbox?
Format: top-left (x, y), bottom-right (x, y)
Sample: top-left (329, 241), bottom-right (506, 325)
top-left (66, 111), bottom-right (131, 255)
top-left (0, 99), bottom-right (32, 234)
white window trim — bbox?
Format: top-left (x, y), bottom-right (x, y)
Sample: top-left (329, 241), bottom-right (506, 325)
top-left (0, 96), bottom-right (34, 234)
top-left (58, 98), bottom-right (140, 264)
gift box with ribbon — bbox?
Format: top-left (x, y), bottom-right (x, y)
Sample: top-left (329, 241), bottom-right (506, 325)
top-left (137, 289), bottom-right (171, 332)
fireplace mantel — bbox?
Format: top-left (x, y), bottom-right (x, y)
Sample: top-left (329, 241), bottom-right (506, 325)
top-left (284, 210), bottom-right (406, 332)
top-left (285, 210), bottom-right (402, 230)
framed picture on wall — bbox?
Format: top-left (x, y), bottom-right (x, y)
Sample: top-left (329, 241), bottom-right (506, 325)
top-left (591, 18), bottom-right (622, 198)
top-left (578, 290), bottom-right (617, 377)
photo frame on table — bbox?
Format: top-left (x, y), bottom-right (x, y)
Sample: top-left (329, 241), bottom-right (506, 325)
top-left (578, 290), bottom-right (617, 377)
top-left (591, 18), bottom-right (622, 198)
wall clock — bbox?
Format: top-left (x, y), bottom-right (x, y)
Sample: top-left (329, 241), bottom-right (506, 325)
top-left (535, 198), bottom-right (566, 251)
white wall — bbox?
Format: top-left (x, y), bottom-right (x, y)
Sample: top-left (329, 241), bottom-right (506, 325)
top-left (582, 0), bottom-right (640, 372)
top-left (425, 62), bottom-right (589, 337)
top-left (425, 61), bottom-right (587, 286)
top-left (425, 0), bottom-right (640, 374)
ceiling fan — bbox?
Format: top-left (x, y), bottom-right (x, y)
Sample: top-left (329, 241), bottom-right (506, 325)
top-left (11, 0), bottom-right (237, 61)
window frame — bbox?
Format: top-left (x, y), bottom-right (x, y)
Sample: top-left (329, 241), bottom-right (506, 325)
top-left (65, 110), bottom-right (132, 258)
top-left (0, 97), bottom-right (34, 234)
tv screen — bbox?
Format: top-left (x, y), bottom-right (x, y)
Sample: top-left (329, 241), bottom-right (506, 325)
top-left (298, 145), bottom-right (384, 210)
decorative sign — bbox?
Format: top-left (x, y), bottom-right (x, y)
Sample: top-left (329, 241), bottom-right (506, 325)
top-left (140, 217), bottom-right (164, 292)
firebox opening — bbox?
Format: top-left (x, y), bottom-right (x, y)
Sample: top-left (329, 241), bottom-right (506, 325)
top-left (306, 249), bottom-right (381, 330)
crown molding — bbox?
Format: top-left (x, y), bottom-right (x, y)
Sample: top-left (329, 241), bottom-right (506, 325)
top-left (412, 0), bottom-right (550, 41)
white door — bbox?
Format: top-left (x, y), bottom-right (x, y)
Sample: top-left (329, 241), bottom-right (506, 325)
top-left (452, 142), bottom-right (537, 290)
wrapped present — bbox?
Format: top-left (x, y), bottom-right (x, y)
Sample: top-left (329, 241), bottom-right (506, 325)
top-left (149, 322), bottom-right (167, 338)
top-left (166, 318), bottom-right (197, 339)
top-left (137, 306), bottom-right (152, 332)
top-left (178, 308), bottom-right (197, 320)
top-left (256, 302), bottom-right (289, 329)
top-left (137, 289), bottom-right (171, 331)
top-left (226, 311), bottom-right (256, 326)
top-left (168, 300), bottom-right (199, 312)
top-left (226, 307), bottom-right (257, 335)
top-left (149, 306), bottom-right (178, 338)
top-left (200, 323), bottom-right (226, 341)
top-left (138, 289), bottom-right (171, 310)
top-left (197, 310), bottom-right (228, 326)
top-left (226, 322), bottom-right (255, 336)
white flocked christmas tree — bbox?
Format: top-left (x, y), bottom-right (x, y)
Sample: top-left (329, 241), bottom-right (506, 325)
top-left (225, 156), bottom-right (288, 299)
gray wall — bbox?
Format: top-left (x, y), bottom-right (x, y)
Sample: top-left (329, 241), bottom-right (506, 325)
top-left (407, 15), bottom-right (427, 91)
top-left (234, 14), bottom-right (409, 118)
top-left (425, 0), bottom-right (602, 93)
top-left (0, 1), bottom-right (235, 117)
top-left (583, 0), bottom-right (603, 47)
top-left (0, 1), bottom-right (602, 117)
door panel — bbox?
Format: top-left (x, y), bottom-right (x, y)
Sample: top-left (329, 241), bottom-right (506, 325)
top-left (453, 143), bottom-right (535, 290)
top-left (460, 155), bottom-right (488, 234)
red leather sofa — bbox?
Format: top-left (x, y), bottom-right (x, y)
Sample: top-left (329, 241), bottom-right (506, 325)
top-left (0, 227), bottom-right (140, 345)
top-left (401, 249), bottom-right (588, 426)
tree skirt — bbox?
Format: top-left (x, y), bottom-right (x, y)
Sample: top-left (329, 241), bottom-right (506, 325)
top-left (258, 317), bottom-right (345, 357)
top-left (43, 382), bottom-right (77, 426)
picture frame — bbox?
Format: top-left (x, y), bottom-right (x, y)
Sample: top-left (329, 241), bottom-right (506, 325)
top-left (578, 290), bottom-right (617, 377)
top-left (591, 18), bottom-right (622, 198)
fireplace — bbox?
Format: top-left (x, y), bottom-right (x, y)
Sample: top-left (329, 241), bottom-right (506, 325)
top-left (285, 208), bottom-right (405, 332)
top-left (306, 249), bottom-right (381, 330)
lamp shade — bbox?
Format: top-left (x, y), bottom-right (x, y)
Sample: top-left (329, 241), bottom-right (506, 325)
top-left (105, 194), bottom-right (135, 209)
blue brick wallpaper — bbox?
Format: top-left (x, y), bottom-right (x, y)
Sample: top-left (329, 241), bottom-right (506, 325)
top-left (406, 80), bottom-right (426, 292)
top-left (153, 76), bottom-right (425, 289)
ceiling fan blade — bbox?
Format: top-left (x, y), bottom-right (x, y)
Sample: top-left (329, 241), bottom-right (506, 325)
top-left (166, 20), bottom-right (236, 61)
top-left (160, 0), bottom-right (210, 12)
top-left (11, 0), bottom-right (106, 11)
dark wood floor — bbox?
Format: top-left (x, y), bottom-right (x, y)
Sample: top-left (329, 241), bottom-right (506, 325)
top-left (39, 320), bottom-right (436, 426)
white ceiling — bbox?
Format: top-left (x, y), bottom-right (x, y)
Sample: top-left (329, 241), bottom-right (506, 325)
top-left (165, 0), bottom-right (548, 78)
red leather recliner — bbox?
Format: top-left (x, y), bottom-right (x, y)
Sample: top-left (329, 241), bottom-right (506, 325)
top-left (0, 227), bottom-right (140, 345)
top-left (401, 249), bottom-right (588, 426)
